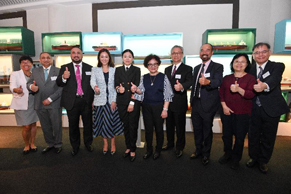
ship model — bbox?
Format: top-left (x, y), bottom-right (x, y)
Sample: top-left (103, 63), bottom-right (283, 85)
top-left (52, 40), bottom-right (79, 50)
top-left (284, 44), bottom-right (291, 49)
top-left (92, 43), bottom-right (117, 51)
top-left (213, 40), bottom-right (247, 50)
top-left (0, 41), bottom-right (22, 51)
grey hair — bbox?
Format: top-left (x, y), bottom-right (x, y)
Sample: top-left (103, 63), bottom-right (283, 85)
top-left (171, 45), bottom-right (184, 54)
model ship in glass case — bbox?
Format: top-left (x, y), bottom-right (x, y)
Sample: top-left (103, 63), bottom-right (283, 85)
top-left (51, 40), bottom-right (79, 50)
top-left (92, 43), bottom-right (117, 51)
top-left (285, 44), bottom-right (291, 49)
top-left (0, 39), bottom-right (22, 51)
top-left (213, 40), bottom-right (247, 50)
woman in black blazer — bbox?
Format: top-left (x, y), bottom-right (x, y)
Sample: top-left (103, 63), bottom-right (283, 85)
top-left (115, 49), bottom-right (141, 162)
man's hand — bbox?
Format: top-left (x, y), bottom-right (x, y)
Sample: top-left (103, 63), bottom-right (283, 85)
top-left (42, 99), bottom-right (51, 106)
top-left (31, 81), bottom-right (39, 92)
top-left (199, 73), bottom-right (210, 85)
top-left (174, 80), bottom-right (183, 91)
top-left (254, 79), bottom-right (267, 92)
top-left (62, 67), bottom-right (70, 79)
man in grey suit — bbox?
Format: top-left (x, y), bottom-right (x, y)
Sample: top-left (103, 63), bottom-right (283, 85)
top-left (27, 52), bottom-right (63, 154)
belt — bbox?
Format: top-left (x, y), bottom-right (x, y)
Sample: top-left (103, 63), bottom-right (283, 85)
top-left (76, 95), bottom-right (84, 98)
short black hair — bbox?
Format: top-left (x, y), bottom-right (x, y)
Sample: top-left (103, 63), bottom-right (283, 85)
top-left (252, 42), bottom-right (270, 51)
top-left (19, 55), bottom-right (33, 64)
top-left (230, 53), bottom-right (251, 73)
top-left (143, 54), bottom-right (161, 68)
top-left (122, 49), bottom-right (134, 58)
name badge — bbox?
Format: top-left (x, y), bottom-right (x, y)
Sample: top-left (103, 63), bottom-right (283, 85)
top-left (204, 73), bottom-right (210, 78)
top-left (175, 74), bottom-right (181, 79)
top-left (262, 71), bottom-right (270, 79)
top-left (51, 76), bottom-right (57, 81)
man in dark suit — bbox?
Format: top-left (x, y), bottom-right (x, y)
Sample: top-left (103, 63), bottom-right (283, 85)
top-left (27, 52), bottom-right (63, 154)
top-left (190, 43), bottom-right (223, 165)
top-left (163, 45), bottom-right (193, 158)
top-left (246, 42), bottom-right (289, 173)
top-left (56, 47), bottom-right (94, 156)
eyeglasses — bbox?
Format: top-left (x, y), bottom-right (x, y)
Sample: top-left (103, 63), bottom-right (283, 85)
top-left (253, 50), bottom-right (269, 55)
top-left (171, 52), bottom-right (183, 55)
top-left (148, 63), bottom-right (158, 67)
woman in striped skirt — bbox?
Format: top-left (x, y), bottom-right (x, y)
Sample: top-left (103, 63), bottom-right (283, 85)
top-left (90, 49), bottom-right (123, 155)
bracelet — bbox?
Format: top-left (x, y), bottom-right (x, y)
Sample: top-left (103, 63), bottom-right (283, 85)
top-left (163, 107), bottom-right (168, 111)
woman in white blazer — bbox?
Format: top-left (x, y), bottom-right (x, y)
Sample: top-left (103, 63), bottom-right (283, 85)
top-left (9, 55), bottom-right (38, 155)
top-left (90, 49), bottom-right (123, 155)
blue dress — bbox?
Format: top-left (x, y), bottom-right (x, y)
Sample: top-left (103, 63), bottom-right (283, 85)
top-left (93, 72), bottom-right (123, 138)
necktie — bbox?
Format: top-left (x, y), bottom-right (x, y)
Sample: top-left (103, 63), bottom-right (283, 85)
top-left (75, 65), bottom-right (83, 95)
top-left (171, 65), bottom-right (177, 78)
top-left (194, 64), bottom-right (205, 98)
top-left (126, 67), bottom-right (129, 72)
top-left (44, 68), bottom-right (48, 81)
top-left (256, 66), bottom-right (263, 106)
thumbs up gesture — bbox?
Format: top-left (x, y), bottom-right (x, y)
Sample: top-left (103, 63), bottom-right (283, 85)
top-left (63, 67), bottom-right (70, 79)
top-left (31, 81), bottom-right (39, 92)
top-left (199, 73), bottom-right (210, 85)
top-left (15, 85), bottom-right (24, 94)
top-left (94, 85), bottom-right (100, 94)
top-left (254, 79), bottom-right (267, 92)
top-left (230, 81), bottom-right (239, 93)
top-left (131, 82), bottom-right (137, 93)
top-left (174, 80), bottom-right (183, 91)
top-left (119, 83), bottom-right (125, 94)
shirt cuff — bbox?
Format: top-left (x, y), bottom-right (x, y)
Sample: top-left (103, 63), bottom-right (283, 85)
top-left (62, 77), bottom-right (67, 83)
top-left (48, 97), bottom-right (53, 102)
top-left (129, 101), bottom-right (135, 105)
top-left (264, 82), bottom-right (270, 92)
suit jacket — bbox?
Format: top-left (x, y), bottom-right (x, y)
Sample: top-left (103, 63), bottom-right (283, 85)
top-left (27, 65), bottom-right (63, 110)
top-left (56, 62), bottom-right (94, 110)
top-left (115, 65), bottom-right (141, 106)
top-left (250, 60), bottom-right (289, 117)
top-left (9, 70), bottom-right (29, 110)
top-left (165, 63), bottom-right (193, 112)
top-left (190, 60), bottom-right (223, 113)
top-left (90, 67), bottom-right (116, 106)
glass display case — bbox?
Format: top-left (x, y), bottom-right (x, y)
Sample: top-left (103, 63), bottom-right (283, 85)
top-left (202, 28), bottom-right (256, 54)
top-left (82, 32), bottom-right (122, 54)
top-left (274, 19), bottom-right (291, 54)
top-left (42, 32), bottom-right (82, 55)
top-left (123, 33), bottom-right (183, 63)
top-left (0, 54), bottom-right (22, 87)
top-left (0, 27), bottom-right (35, 56)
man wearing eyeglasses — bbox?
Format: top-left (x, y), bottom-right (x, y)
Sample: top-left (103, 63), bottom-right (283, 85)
top-left (190, 43), bottom-right (223, 165)
top-left (246, 42), bottom-right (289, 173)
top-left (163, 45), bottom-right (193, 158)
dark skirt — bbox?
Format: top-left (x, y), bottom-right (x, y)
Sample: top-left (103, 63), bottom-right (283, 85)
top-left (93, 103), bottom-right (124, 138)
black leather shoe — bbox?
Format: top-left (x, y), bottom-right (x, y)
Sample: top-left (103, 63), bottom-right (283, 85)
top-left (71, 149), bottom-right (78, 156)
top-left (202, 156), bottom-right (210, 165)
top-left (42, 146), bottom-right (53, 154)
top-left (259, 163), bottom-right (268, 174)
top-left (153, 152), bottom-right (160, 160)
top-left (162, 144), bottom-right (174, 151)
top-left (143, 152), bottom-right (152, 159)
top-left (86, 145), bottom-right (94, 152)
top-left (130, 153), bottom-right (136, 162)
top-left (55, 147), bottom-right (62, 154)
top-left (219, 154), bottom-right (231, 164)
top-left (231, 161), bottom-right (240, 170)
top-left (123, 152), bottom-right (130, 158)
top-left (175, 150), bottom-right (183, 158)
top-left (23, 150), bottom-right (30, 155)
top-left (190, 152), bottom-right (201, 159)
top-left (246, 158), bottom-right (257, 168)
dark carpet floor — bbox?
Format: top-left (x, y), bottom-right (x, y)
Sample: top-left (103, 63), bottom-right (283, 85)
top-left (0, 126), bottom-right (290, 194)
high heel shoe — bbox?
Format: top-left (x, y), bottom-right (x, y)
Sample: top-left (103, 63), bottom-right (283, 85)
top-left (130, 152), bottom-right (136, 162)
top-left (30, 145), bottom-right (38, 152)
top-left (103, 150), bottom-right (108, 155)
top-left (111, 150), bottom-right (116, 155)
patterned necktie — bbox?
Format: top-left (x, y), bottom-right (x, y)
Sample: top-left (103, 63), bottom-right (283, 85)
top-left (44, 68), bottom-right (48, 81)
top-left (171, 65), bottom-right (177, 78)
top-left (256, 66), bottom-right (263, 106)
top-left (194, 64), bottom-right (205, 98)
top-left (75, 65), bottom-right (83, 95)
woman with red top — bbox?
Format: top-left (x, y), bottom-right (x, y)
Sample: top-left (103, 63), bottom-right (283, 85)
top-left (219, 53), bottom-right (256, 169)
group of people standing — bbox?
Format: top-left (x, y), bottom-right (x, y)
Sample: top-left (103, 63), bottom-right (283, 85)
top-left (9, 42), bottom-right (288, 173)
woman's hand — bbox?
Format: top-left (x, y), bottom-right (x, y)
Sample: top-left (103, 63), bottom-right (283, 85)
top-left (223, 105), bottom-right (234, 115)
top-left (230, 81), bottom-right (239, 93)
top-left (14, 85), bottom-right (23, 94)
top-left (131, 82), bottom-right (137, 93)
top-left (161, 110), bottom-right (168, 118)
top-left (111, 101), bottom-right (117, 111)
top-left (127, 104), bottom-right (134, 112)
top-left (94, 85), bottom-right (100, 94)
top-left (119, 84), bottom-right (125, 94)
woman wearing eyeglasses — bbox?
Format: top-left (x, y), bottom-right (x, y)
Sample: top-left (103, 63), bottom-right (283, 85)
top-left (131, 54), bottom-right (173, 160)
top-left (218, 53), bottom-right (256, 169)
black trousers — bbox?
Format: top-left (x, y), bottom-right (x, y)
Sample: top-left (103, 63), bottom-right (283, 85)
top-left (191, 99), bottom-right (216, 157)
top-left (142, 103), bottom-right (164, 153)
top-left (118, 103), bottom-right (140, 152)
top-left (248, 104), bottom-right (280, 164)
top-left (66, 97), bottom-right (93, 151)
top-left (220, 113), bottom-right (250, 162)
top-left (165, 110), bottom-right (186, 151)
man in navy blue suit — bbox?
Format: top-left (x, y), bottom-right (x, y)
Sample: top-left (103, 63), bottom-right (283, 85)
top-left (190, 43), bottom-right (223, 165)
top-left (246, 42), bottom-right (289, 173)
